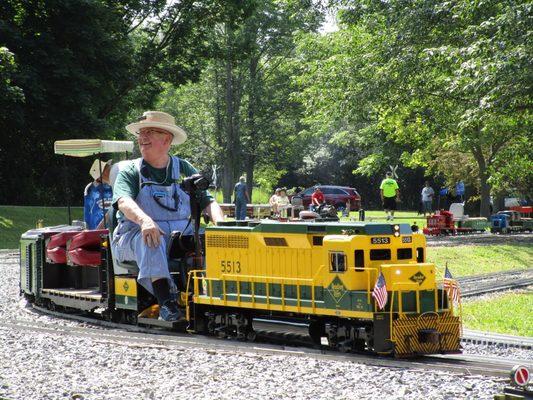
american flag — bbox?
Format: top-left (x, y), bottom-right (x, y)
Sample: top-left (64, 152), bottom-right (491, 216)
top-left (372, 272), bottom-right (388, 310)
top-left (443, 265), bottom-right (460, 304)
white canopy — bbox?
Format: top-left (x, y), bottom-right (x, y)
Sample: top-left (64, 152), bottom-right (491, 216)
top-left (54, 139), bottom-right (134, 157)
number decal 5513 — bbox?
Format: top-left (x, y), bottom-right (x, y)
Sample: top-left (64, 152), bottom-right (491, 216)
top-left (221, 260), bottom-right (241, 273)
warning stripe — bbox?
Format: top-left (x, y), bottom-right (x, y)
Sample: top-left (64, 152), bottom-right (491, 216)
top-left (393, 314), bottom-right (461, 356)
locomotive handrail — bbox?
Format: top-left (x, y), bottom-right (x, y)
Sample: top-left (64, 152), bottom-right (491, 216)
top-left (186, 270), bottom-right (320, 312)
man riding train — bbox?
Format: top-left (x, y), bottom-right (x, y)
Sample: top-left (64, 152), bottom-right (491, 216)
top-left (111, 111), bottom-right (224, 322)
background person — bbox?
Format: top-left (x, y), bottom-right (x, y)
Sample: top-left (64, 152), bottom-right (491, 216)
top-left (233, 176), bottom-right (250, 220)
top-left (269, 188), bottom-right (281, 215)
top-left (421, 181), bottom-right (435, 217)
top-left (310, 187), bottom-right (325, 211)
top-left (83, 159), bottom-right (113, 230)
top-left (276, 188), bottom-right (291, 218)
top-left (379, 171), bottom-right (400, 221)
top-left (111, 111), bottom-right (223, 322)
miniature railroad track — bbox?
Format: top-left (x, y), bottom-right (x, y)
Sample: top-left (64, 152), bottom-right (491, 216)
top-left (460, 272), bottom-right (533, 298)
top-left (462, 329), bottom-right (533, 350)
top-left (2, 309), bottom-right (531, 378)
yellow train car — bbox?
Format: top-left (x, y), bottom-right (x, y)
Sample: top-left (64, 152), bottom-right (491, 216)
top-left (187, 220), bottom-right (461, 356)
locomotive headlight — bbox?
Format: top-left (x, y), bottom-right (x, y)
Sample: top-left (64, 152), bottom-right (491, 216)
top-left (396, 269), bottom-right (401, 275)
top-left (393, 224), bottom-right (400, 237)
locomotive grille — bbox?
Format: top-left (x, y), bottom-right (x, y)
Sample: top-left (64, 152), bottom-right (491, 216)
top-left (25, 244), bottom-right (31, 292)
top-left (206, 235), bottom-right (227, 247)
top-left (207, 235), bottom-right (249, 248)
top-left (227, 235), bottom-right (249, 248)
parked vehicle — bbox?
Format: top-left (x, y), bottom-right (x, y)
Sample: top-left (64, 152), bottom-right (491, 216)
top-left (292, 185), bottom-right (361, 211)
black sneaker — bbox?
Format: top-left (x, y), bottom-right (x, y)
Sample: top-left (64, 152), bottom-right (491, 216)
top-left (159, 300), bottom-right (185, 321)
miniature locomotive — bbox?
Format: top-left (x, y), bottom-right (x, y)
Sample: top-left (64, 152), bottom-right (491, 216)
top-left (490, 210), bottom-right (533, 234)
top-left (20, 219), bottom-right (461, 357)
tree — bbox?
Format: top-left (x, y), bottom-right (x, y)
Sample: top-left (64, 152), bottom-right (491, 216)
top-left (157, 0), bottom-right (323, 202)
top-left (0, 0), bottom-right (239, 205)
top-left (293, 0), bottom-right (532, 216)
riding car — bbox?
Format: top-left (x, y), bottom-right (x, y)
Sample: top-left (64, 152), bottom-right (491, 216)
top-left (293, 185), bottom-right (361, 211)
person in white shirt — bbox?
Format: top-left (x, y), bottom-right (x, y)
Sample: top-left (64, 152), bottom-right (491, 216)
top-left (276, 188), bottom-right (291, 218)
top-left (269, 188), bottom-right (281, 215)
top-left (421, 181), bottom-right (435, 216)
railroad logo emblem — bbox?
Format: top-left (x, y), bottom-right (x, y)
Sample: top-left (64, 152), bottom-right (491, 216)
top-left (123, 281), bottom-right (129, 292)
top-left (326, 276), bottom-right (348, 304)
top-left (409, 271), bottom-right (426, 285)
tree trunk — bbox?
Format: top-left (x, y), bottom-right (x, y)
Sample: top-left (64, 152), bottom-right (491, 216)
top-left (471, 145), bottom-right (492, 218)
top-left (245, 55), bottom-right (260, 201)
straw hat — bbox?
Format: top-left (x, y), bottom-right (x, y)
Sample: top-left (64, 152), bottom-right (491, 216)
top-left (89, 159), bottom-right (112, 181)
top-left (126, 111), bottom-right (187, 145)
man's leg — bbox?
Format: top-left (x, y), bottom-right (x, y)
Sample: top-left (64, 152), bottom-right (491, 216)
top-left (123, 229), bottom-right (183, 321)
top-left (240, 200), bottom-right (247, 220)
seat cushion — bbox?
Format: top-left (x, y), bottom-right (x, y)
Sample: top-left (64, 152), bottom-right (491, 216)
top-left (68, 248), bottom-right (101, 266)
top-left (47, 231), bottom-right (80, 249)
top-left (68, 229), bottom-right (108, 250)
top-left (46, 231), bottom-right (80, 264)
top-left (46, 246), bottom-right (67, 264)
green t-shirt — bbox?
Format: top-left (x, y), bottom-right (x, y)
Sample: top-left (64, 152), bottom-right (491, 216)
top-left (380, 178), bottom-right (399, 198)
top-left (112, 156), bottom-right (214, 213)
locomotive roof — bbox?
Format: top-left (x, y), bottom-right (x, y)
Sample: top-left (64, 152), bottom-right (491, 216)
top-left (209, 220), bottom-right (412, 235)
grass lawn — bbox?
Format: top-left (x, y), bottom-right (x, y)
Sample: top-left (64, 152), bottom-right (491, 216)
top-left (0, 206), bottom-right (83, 249)
top-left (462, 292), bottom-right (533, 337)
top-left (341, 210), bottom-right (427, 228)
top-left (426, 245), bottom-right (532, 277)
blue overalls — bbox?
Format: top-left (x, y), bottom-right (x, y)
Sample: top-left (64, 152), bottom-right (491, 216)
top-left (111, 156), bottom-right (192, 294)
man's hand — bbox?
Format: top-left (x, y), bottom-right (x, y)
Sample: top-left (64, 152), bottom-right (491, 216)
top-left (140, 217), bottom-right (164, 247)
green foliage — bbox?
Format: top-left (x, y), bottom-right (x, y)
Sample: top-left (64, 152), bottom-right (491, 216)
top-left (254, 165), bottom-right (287, 193)
top-left (0, 0), bottom-right (246, 206)
top-left (157, 0), bottom-right (323, 202)
top-left (293, 0), bottom-right (532, 215)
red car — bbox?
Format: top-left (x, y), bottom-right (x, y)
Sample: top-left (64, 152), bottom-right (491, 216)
top-left (292, 185), bottom-right (361, 211)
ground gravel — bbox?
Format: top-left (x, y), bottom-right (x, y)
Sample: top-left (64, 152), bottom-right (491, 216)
top-left (0, 251), bottom-right (527, 400)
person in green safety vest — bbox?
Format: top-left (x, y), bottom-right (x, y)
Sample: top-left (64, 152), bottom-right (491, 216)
top-left (379, 171), bottom-right (400, 221)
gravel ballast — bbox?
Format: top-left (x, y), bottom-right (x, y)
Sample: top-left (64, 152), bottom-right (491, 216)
top-left (0, 251), bottom-right (529, 400)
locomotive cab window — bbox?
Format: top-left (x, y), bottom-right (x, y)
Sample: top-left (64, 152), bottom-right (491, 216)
top-left (354, 250), bottom-right (364, 271)
top-left (370, 249), bottom-right (391, 261)
top-left (397, 248), bottom-right (412, 260)
top-left (416, 247), bottom-right (424, 262)
top-left (330, 252), bottom-right (347, 272)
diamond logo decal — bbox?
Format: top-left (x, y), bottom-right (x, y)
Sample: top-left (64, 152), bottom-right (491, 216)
top-left (409, 271), bottom-right (426, 285)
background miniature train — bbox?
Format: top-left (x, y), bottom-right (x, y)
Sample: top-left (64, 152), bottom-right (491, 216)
top-left (490, 210), bottom-right (533, 234)
top-left (423, 203), bottom-right (532, 236)
top-left (20, 219), bottom-right (461, 357)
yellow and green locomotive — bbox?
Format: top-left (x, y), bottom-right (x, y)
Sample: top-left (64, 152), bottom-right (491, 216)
top-left (20, 218), bottom-right (461, 357)
top-left (187, 220), bottom-right (461, 356)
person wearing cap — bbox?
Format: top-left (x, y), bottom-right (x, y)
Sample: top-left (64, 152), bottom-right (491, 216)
top-left (380, 171), bottom-right (400, 221)
top-left (310, 187), bottom-right (325, 211)
top-left (111, 111), bottom-right (224, 322)
top-left (83, 159), bottom-right (113, 230)
top-left (233, 176), bottom-right (250, 220)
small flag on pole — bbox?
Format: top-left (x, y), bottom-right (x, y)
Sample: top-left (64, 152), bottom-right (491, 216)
top-left (443, 265), bottom-right (460, 304)
top-left (372, 272), bottom-right (388, 310)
